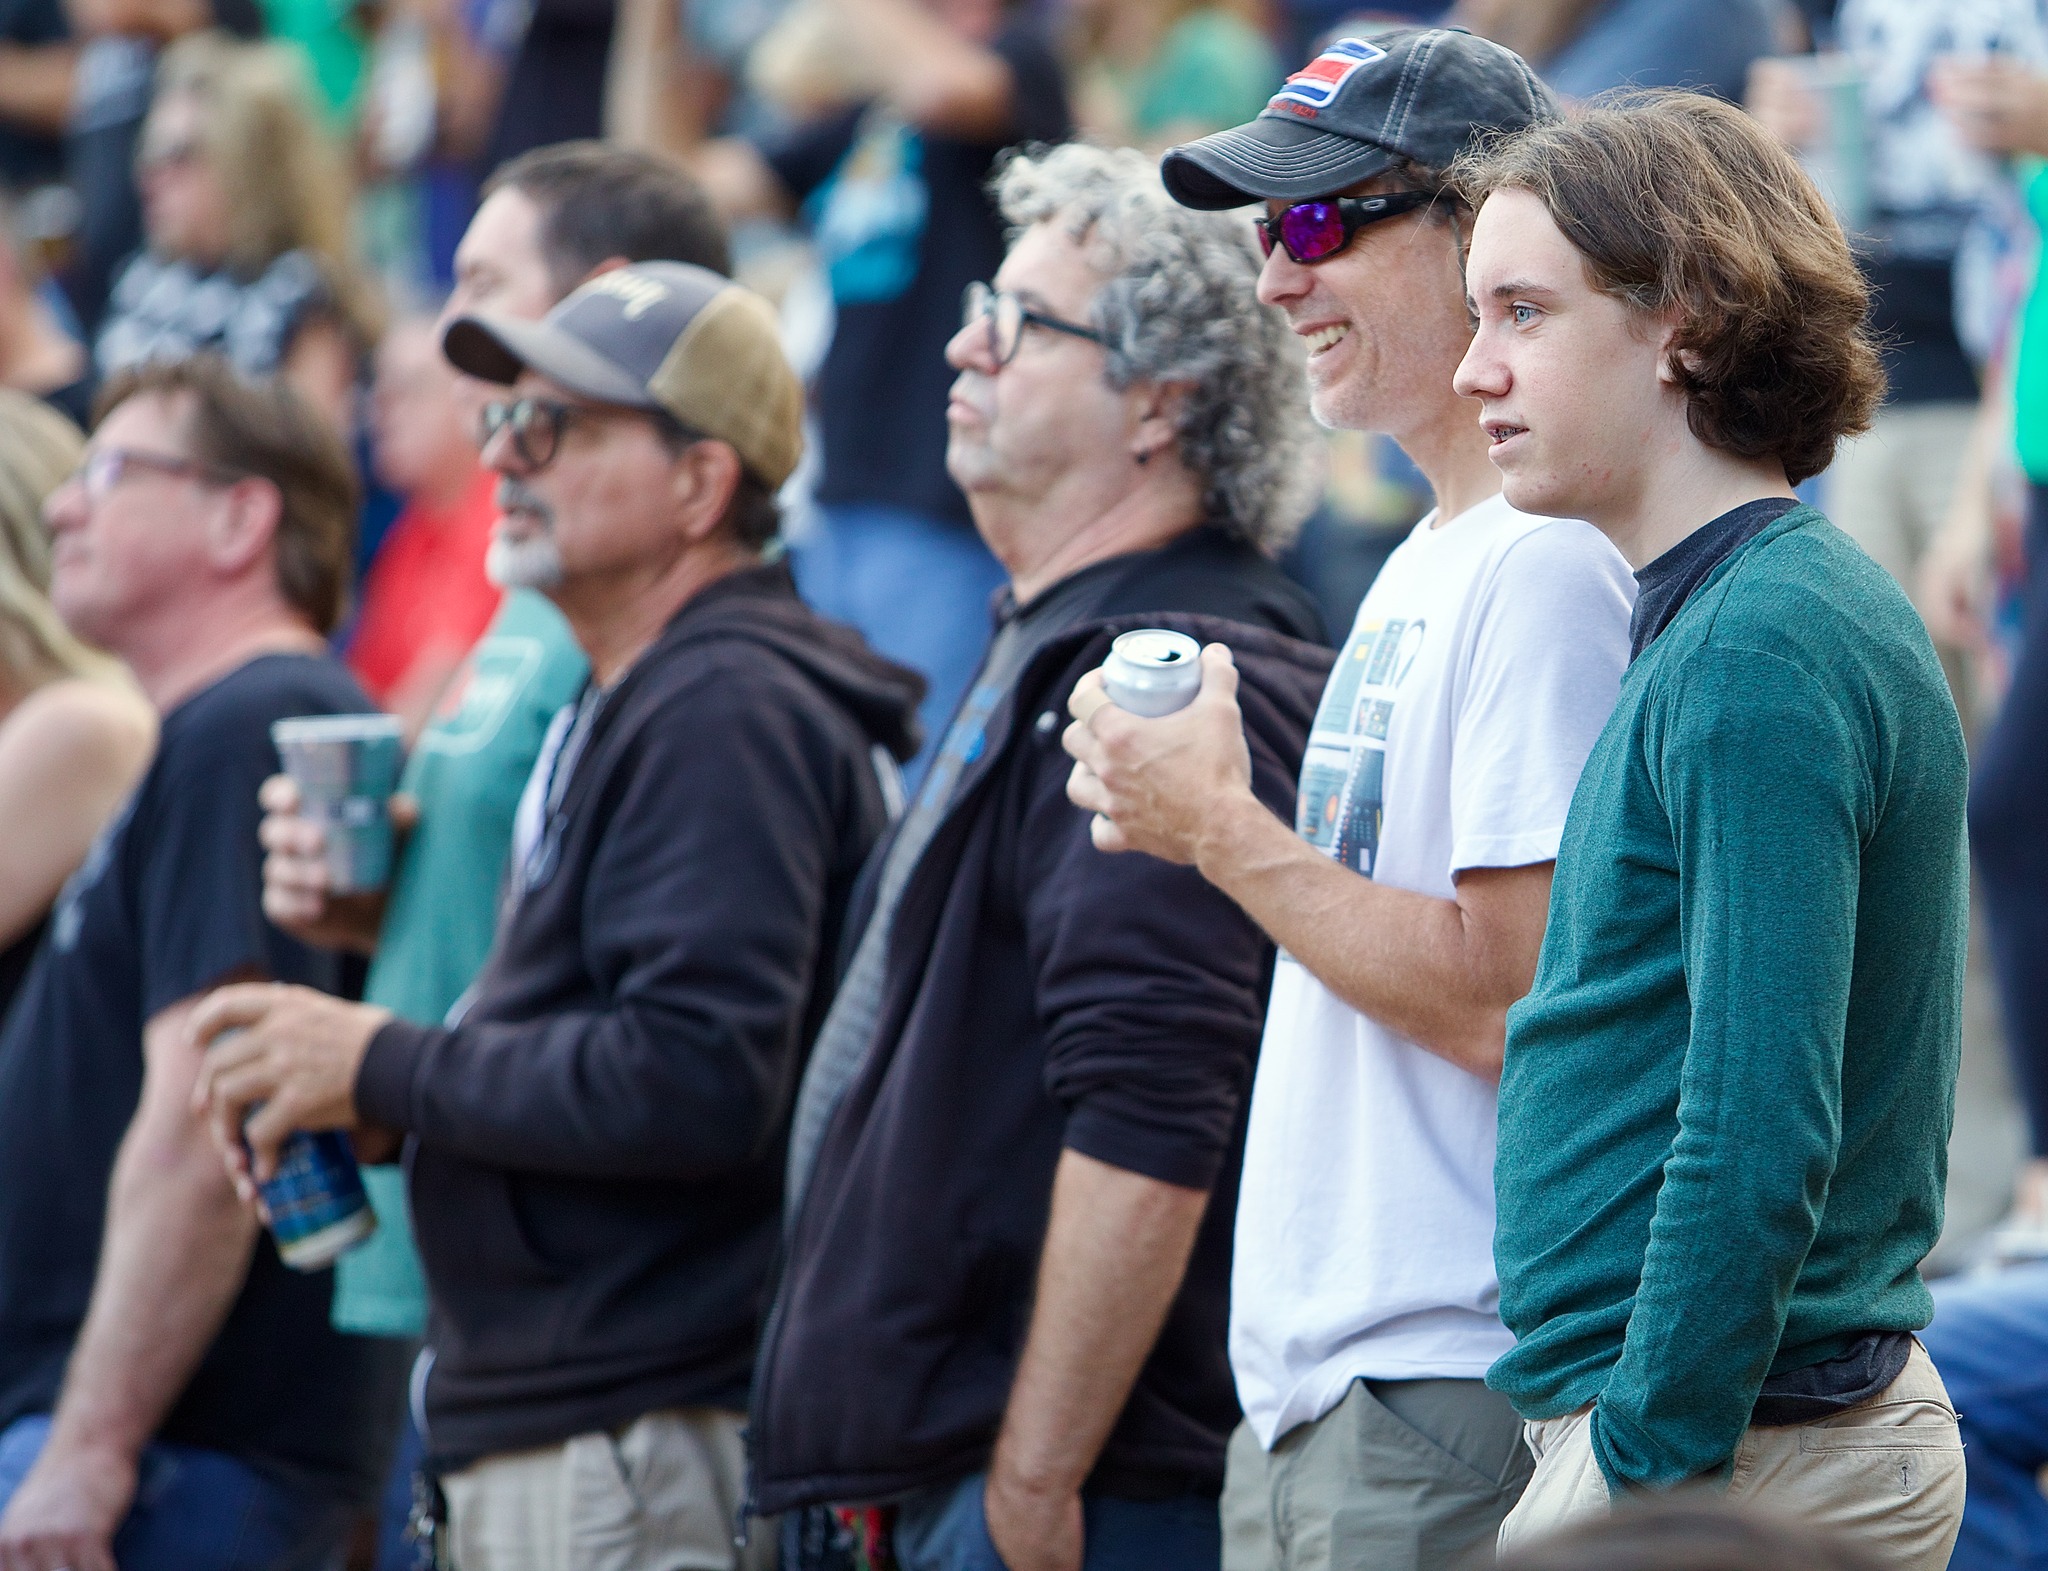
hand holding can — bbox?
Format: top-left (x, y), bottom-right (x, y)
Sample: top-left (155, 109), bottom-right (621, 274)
top-left (208, 1027), bottom-right (378, 1272)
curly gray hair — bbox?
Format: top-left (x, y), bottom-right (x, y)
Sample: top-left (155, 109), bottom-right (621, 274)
top-left (993, 142), bottom-right (1320, 553)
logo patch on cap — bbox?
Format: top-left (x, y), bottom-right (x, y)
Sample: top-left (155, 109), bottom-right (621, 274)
top-left (1269, 37), bottom-right (1386, 115)
top-left (584, 270), bottom-right (672, 320)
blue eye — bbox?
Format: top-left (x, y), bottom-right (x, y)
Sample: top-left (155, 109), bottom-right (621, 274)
top-left (1511, 303), bottom-right (1539, 326)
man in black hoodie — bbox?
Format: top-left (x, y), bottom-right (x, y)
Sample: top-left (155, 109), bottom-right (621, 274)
top-left (191, 261), bottom-right (924, 1571)
top-left (749, 142), bottom-right (1331, 1571)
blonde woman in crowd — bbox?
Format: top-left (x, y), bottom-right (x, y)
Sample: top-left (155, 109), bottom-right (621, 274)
top-left (94, 31), bottom-right (382, 434)
top-left (0, 391), bottom-right (154, 1015)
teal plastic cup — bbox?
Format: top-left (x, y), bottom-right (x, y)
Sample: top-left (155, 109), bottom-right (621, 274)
top-left (271, 714), bottom-right (405, 894)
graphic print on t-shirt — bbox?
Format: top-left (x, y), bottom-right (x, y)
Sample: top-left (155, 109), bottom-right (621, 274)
top-left (50, 795), bottom-right (132, 952)
top-left (810, 110), bottom-right (930, 305)
top-left (417, 634), bottom-right (545, 757)
top-left (1295, 615), bottom-right (1425, 875)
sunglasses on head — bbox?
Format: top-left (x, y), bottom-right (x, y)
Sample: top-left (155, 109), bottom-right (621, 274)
top-left (1254, 190), bottom-right (1434, 265)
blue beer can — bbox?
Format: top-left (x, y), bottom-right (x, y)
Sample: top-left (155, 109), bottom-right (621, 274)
top-left (258, 1129), bottom-right (378, 1271)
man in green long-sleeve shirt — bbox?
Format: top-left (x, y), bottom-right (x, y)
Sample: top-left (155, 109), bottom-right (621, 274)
top-left (1449, 94), bottom-right (1970, 1567)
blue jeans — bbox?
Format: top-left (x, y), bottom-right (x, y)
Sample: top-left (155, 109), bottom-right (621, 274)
top-left (790, 503), bottom-right (1008, 790)
top-left (1973, 488), bottom-right (2048, 1158)
top-left (371, 1401), bottom-right (425, 1571)
top-left (1921, 1264), bottom-right (2048, 1571)
top-left (0, 1414), bottom-right (352, 1571)
top-left (892, 1471), bottom-right (1221, 1571)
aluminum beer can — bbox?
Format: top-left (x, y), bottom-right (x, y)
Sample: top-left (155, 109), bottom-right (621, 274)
top-left (1102, 630), bottom-right (1203, 717)
top-left (258, 1128), bottom-right (377, 1271)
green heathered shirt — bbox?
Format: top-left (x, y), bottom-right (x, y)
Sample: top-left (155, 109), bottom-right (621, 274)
top-left (1490, 504), bottom-right (1967, 1493)
top-left (331, 590), bottom-right (589, 1337)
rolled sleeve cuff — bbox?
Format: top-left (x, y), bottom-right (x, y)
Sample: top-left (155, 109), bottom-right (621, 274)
top-left (355, 1018), bottom-right (438, 1132)
top-left (1062, 1101), bottom-right (1229, 1193)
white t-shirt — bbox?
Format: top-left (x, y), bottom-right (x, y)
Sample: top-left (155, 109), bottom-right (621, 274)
top-left (1230, 491), bottom-right (1635, 1448)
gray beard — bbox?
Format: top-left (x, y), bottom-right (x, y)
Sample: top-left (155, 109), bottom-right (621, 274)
top-left (488, 478), bottom-right (564, 589)
top-left (485, 531), bottom-right (564, 590)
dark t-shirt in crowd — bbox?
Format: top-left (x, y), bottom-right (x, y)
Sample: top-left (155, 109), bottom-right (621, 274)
top-left (1629, 497), bottom-right (1801, 660)
top-left (1864, 253), bottom-right (1980, 407)
top-left (0, 918), bottom-right (43, 1030)
top-left (0, 653), bottom-right (407, 1499)
top-left (482, 0), bottom-right (612, 171)
top-left (757, 22), bottom-right (1071, 528)
top-left (0, 0), bottom-right (66, 189)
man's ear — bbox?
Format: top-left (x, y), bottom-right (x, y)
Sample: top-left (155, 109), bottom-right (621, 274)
top-left (579, 256), bottom-right (634, 286)
top-left (1128, 379), bottom-right (1191, 467)
top-left (672, 438), bottom-right (744, 544)
top-left (1655, 313), bottom-right (1693, 387)
top-left (209, 475), bottom-right (285, 576)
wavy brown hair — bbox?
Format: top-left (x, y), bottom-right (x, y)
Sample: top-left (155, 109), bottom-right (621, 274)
top-left (1448, 90), bottom-right (1885, 486)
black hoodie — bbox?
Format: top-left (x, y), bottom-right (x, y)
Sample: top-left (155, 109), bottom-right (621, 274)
top-left (355, 561), bottom-right (924, 1470)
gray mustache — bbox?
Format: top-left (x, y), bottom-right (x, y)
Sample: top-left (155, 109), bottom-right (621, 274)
top-left (496, 478), bottom-right (555, 529)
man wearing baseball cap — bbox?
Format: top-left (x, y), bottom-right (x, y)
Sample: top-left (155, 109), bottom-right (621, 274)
top-left (185, 261), bottom-right (925, 1570)
top-left (1063, 29), bottom-right (1636, 1568)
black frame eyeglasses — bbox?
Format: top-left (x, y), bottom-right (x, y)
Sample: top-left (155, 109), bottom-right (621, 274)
top-left (961, 281), bottom-right (1106, 367)
top-left (478, 397), bottom-right (597, 472)
top-left (1254, 191), bottom-right (1434, 265)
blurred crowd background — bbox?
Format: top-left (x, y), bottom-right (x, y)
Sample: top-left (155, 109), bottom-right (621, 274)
top-left (0, 0), bottom-right (2040, 1265)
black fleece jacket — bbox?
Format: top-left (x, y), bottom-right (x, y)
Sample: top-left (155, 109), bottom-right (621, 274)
top-left (748, 535), bottom-right (1333, 1514)
top-left (355, 562), bottom-right (923, 1470)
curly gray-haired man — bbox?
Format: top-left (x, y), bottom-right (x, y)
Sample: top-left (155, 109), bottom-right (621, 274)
top-left (746, 141), bottom-right (1336, 1571)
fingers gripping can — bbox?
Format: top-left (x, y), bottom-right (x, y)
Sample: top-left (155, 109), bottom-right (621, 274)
top-left (1102, 630), bottom-right (1203, 716)
top-left (215, 1027), bottom-right (379, 1271)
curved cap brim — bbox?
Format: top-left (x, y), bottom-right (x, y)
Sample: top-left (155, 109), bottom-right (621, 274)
top-left (1162, 115), bottom-right (1398, 209)
top-left (442, 313), bottom-right (655, 410)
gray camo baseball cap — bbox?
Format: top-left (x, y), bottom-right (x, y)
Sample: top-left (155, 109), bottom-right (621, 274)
top-left (443, 260), bottom-right (804, 490)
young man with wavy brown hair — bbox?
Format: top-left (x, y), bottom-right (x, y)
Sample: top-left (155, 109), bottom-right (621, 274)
top-left (1448, 92), bottom-right (1969, 1567)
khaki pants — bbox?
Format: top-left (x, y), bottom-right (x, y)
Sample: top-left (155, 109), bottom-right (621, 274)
top-left (1223, 1377), bottom-right (1531, 1571)
top-left (1497, 1342), bottom-right (1965, 1570)
top-left (441, 1407), bottom-right (774, 1571)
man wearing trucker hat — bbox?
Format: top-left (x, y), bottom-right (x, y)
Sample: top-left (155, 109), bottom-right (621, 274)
top-left (1063, 28), bottom-right (1634, 1569)
top-left (185, 261), bottom-right (924, 1570)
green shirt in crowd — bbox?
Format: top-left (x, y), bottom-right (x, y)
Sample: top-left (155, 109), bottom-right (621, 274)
top-left (1125, 11), bottom-right (1279, 140)
top-left (261, 0), bottom-right (368, 122)
top-left (1490, 505), bottom-right (1968, 1493)
top-left (2011, 160), bottom-right (2048, 484)
top-left (333, 589), bottom-right (590, 1337)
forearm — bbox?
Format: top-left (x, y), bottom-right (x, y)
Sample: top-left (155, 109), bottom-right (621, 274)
top-left (0, 44), bottom-right (77, 133)
top-left (1196, 794), bottom-right (1529, 1076)
top-left (827, 0), bottom-right (1010, 136)
top-left (1593, 1116), bottom-right (1830, 1490)
top-left (604, 0), bottom-right (720, 155)
top-left (991, 1149), bottom-right (1209, 1495)
top-left (48, 1108), bottom-right (258, 1461)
